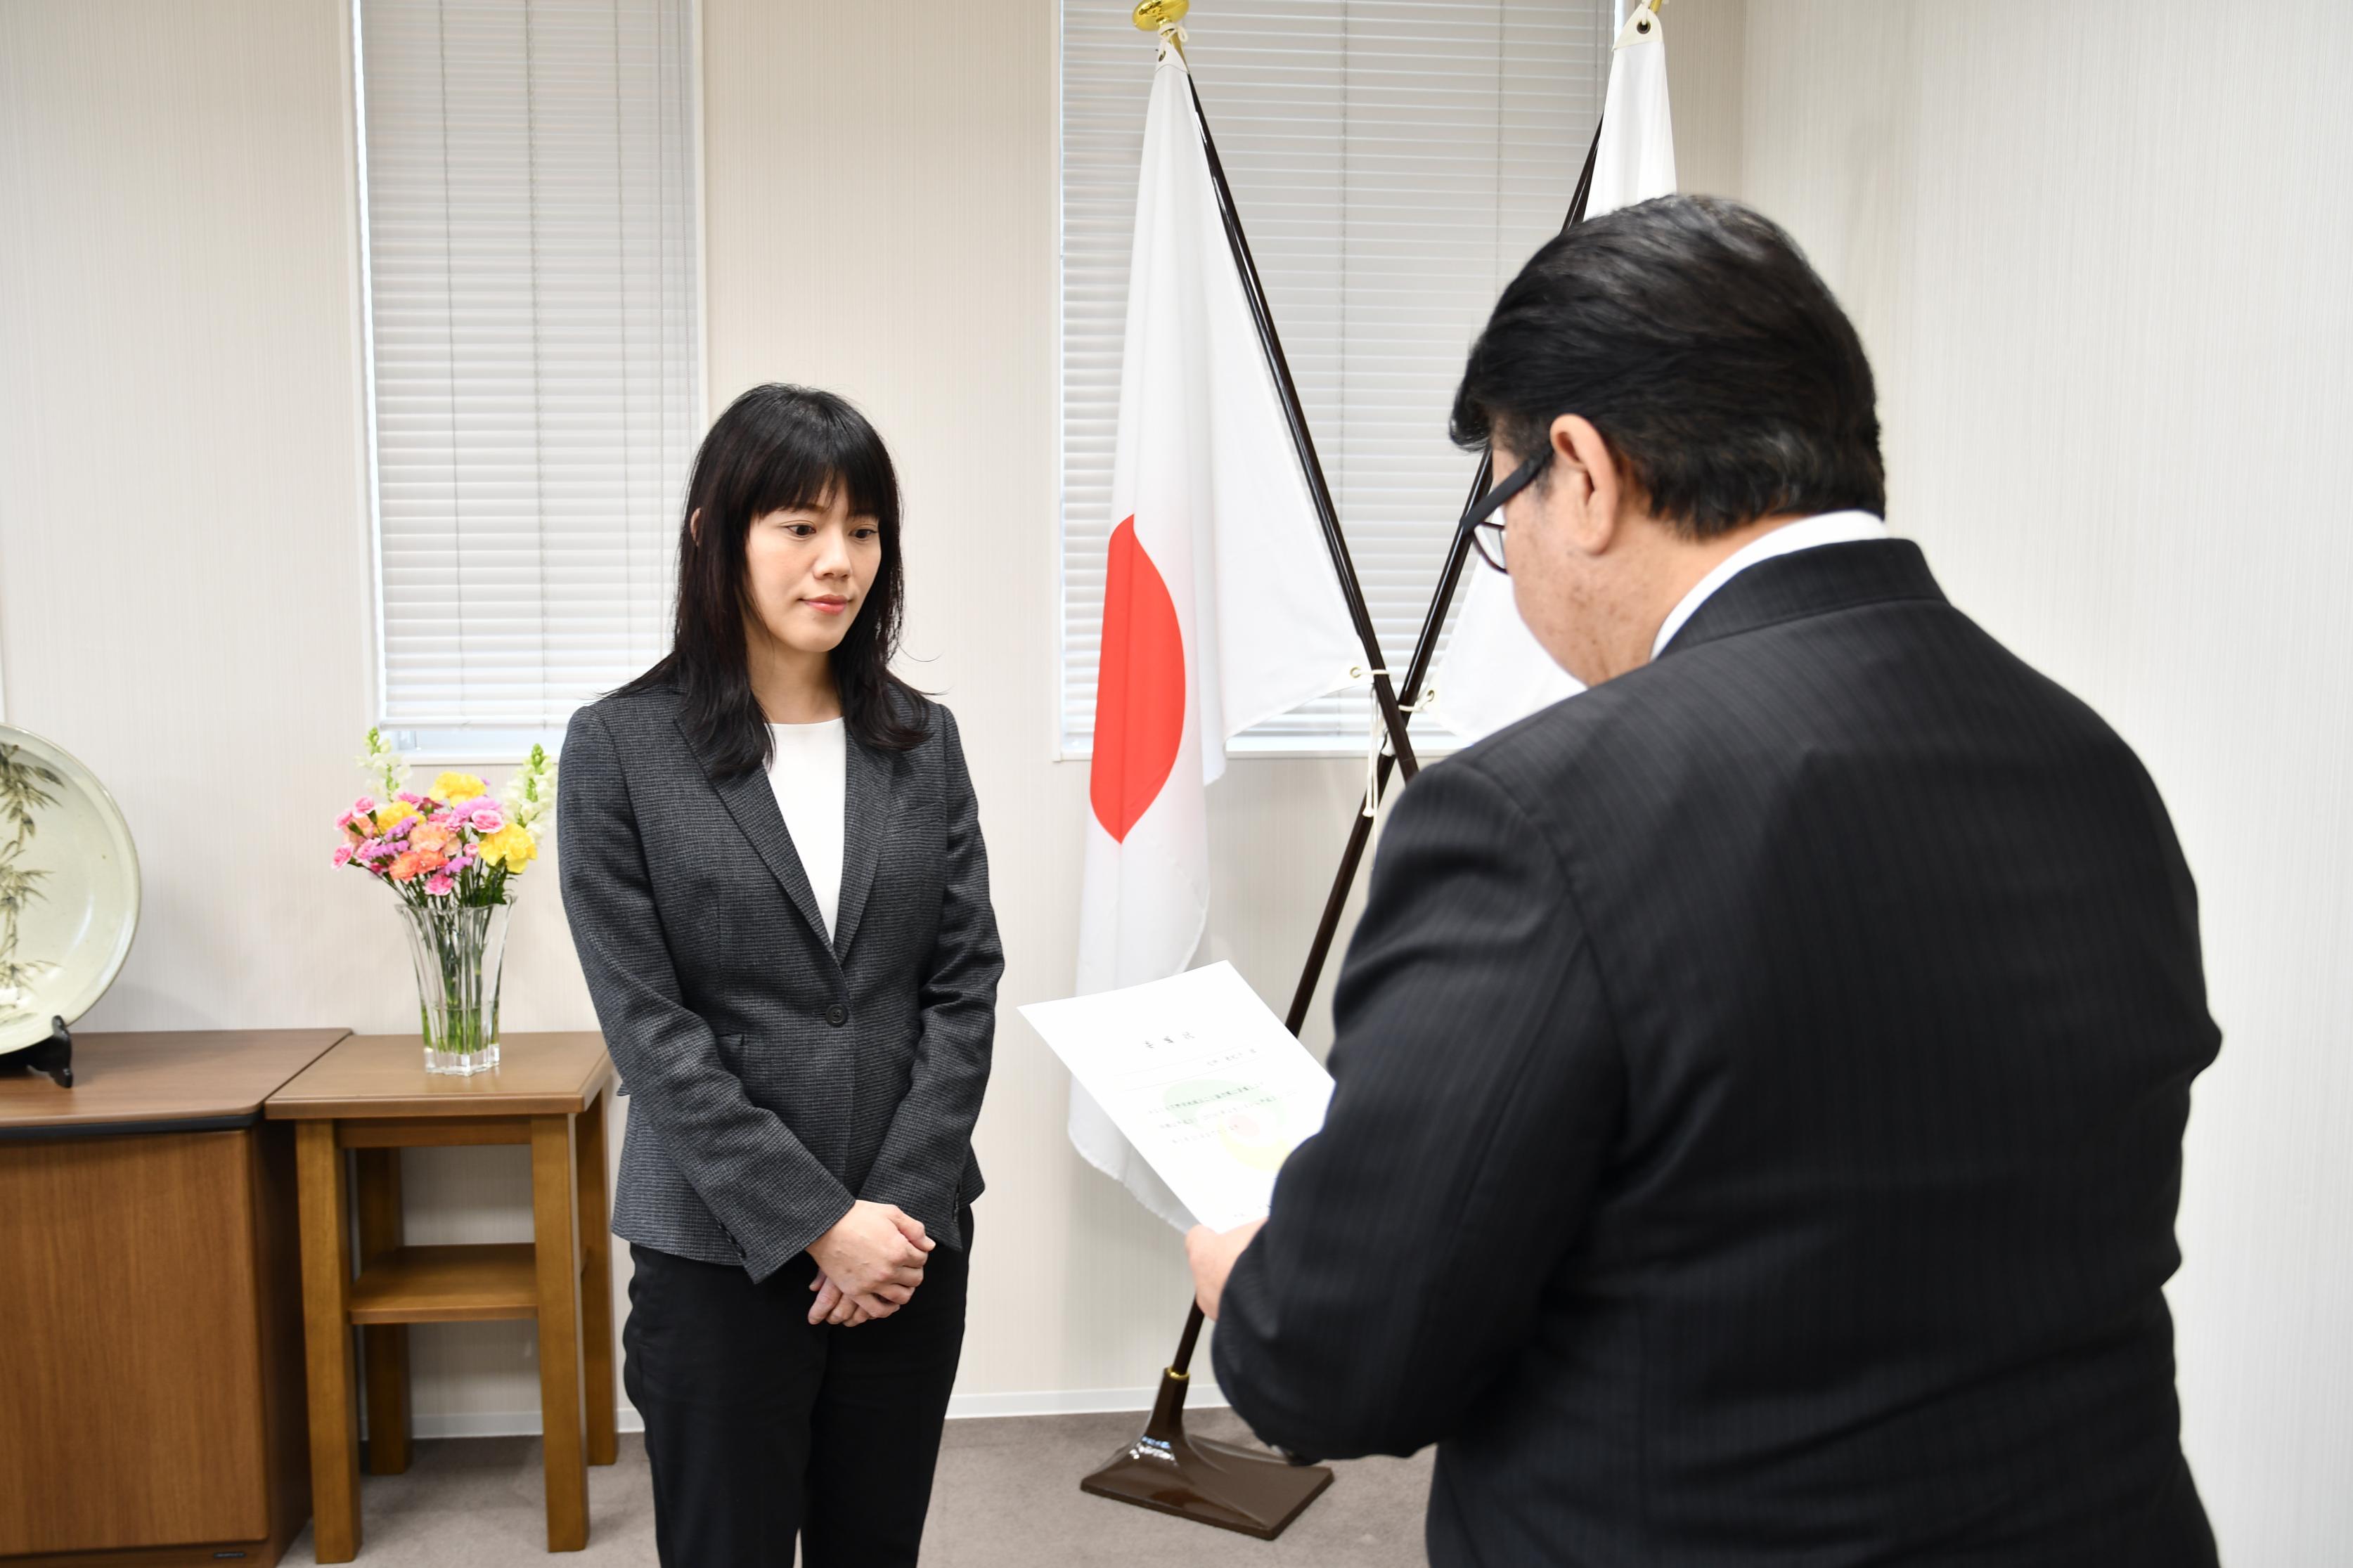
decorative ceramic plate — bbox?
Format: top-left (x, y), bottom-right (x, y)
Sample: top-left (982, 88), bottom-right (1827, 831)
top-left (0, 725), bottom-right (141, 1054)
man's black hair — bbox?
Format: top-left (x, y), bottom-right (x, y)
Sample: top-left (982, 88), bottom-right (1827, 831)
top-left (1451, 194), bottom-right (1885, 538)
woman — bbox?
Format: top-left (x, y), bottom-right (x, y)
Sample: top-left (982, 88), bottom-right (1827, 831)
top-left (560, 384), bottom-right (1000, 1565)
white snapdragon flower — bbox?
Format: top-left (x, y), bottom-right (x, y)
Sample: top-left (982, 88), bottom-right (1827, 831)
top-left (358, 727), bottom-right (411, 801)
top-left (501, 742), bottom-right (559, 835)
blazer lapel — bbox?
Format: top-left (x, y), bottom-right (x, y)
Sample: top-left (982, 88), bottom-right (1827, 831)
top-left (830, 736), bottom-right (898, 962)
top-left (828, 742), bottom-right (898, 964)
top-left (677, 715), bottom-right (832, 949)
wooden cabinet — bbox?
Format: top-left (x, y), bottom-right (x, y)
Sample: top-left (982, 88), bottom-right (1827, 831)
top-left (0, 1030), bottom-right (346, 1567)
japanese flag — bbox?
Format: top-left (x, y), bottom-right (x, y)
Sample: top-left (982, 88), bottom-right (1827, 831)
top-left (1069, 38), bottom-right (1365, 1229)
top-left (1431, 1), bottom-right (1678, 744)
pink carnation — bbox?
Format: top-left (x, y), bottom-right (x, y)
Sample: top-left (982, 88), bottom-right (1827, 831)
top-left (331, 844), bottom-right (354, 867)
top-left (397, 791), bottom-right (423, 805)
top-left (353, 796), bottom-right (376, 815)
top-left (468, 807), bottom-right (505, 834)
top-left (423, 873), bottom-right (456, 897)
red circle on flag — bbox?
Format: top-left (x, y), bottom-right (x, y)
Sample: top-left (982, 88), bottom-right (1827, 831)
top-left (1091, 516), bottom-right (1186, 843)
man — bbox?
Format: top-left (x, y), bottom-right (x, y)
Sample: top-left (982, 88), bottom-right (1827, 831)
top-left (1187, 196), bottom-right (2219, 1566)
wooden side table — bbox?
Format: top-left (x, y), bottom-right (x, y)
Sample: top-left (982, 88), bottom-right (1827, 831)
top-left (264, 1032), bottom-right (618, 1561)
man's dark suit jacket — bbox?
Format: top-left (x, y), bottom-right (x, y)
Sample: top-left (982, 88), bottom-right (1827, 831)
top-left (559, 685), bottom-right (1000, 1283)
top-left (1213, 540), bottom-right (2219, 1567)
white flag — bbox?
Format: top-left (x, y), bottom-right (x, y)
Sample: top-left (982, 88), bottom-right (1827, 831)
top-left (1069, 38), bottom-right (1366, 1230)
top-left (1431, 2), bottom-right (1678, 744)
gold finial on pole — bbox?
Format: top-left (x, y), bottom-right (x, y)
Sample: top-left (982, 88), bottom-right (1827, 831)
top-left (1133, 0), bottom-right (1189, 58)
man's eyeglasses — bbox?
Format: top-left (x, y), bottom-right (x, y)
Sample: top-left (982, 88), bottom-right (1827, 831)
top-left (1458, 447), bottom-right (1552, 574)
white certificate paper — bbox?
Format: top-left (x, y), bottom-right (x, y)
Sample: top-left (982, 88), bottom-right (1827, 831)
top-left (1020, 962), bottom-right (1335, 1231)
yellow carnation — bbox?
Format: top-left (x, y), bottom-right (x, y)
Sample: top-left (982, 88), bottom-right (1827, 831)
top-left (432, 771), bottom-right (489, 803)
top-left (479, 823), bottom-right (538, 870)
top-left (374, 800), bottom-right (418, 830)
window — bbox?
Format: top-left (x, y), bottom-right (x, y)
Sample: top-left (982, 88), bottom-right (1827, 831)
top-left (1059, 0), bottom-right (1610, 754)
top-left (355, 0), bottom-right (701, 756)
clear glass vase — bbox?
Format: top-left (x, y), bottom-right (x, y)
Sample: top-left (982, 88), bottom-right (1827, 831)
top-left (397, 900), bottom-right (510, 1075)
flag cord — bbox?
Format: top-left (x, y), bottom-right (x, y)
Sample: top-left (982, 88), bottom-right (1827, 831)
top-left (1352, 670), bottom-right (1439, 819)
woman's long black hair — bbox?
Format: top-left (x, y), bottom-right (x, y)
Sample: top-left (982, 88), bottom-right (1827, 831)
top-left (620, 384), bottom-right (929, 773)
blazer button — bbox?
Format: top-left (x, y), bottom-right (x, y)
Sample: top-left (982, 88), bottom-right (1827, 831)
top-left (825, 1005), bottom-right (848, 1028)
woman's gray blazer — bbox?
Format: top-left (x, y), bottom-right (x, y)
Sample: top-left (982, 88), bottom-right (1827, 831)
top-left (558, 682), bottom-right (1000, 1283)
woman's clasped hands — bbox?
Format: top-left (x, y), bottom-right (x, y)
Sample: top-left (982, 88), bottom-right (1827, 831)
top-left (806, 1198), bottom-right (934, 1327)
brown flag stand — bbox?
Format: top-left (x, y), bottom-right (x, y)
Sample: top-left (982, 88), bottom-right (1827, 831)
top-left (1078, 0), bottom-right (1604, 1539)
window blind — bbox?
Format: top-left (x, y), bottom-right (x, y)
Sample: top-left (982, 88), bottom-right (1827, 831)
top-left (1060, 0), bottom-right (1609, 752)
top-left (357, 0), bottom-right (700, 743)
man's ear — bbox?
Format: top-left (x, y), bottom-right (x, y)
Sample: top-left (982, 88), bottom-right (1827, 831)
top-left (1549, 414), bottom-right (1623, 555)
top-left (688, 506), bottom-right (702, 545)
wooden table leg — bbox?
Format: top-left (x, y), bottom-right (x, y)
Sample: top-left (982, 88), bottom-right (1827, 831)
top-left (574, 1092), bottom-right (618, 1467)
top-left (355, 1146), bottom-right (411, 1477)
top-left (531, 1114), bottom-right (589, 1552)
top-left (295, 1121), bottom-right (361, 1564)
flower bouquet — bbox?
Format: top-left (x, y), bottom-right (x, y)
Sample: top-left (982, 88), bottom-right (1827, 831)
top-left (334, 730), bottom-right (558, 1075)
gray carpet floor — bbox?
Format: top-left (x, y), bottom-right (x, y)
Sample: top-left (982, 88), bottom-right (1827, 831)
top-left (278, 1411), bottom-right (1434, 1565)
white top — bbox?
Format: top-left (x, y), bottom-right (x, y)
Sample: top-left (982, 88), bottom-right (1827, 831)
top-left (765, 718), bottom-right (848, 941)
top-left (1651, 510), bottom-right (1892, 659)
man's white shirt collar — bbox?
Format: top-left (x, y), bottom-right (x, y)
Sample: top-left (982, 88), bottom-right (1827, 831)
top-left (1650, 511), bottom-right (1890, 659)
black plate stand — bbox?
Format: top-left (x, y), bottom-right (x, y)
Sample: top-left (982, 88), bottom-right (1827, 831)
top-left (0, 1016), bottom-right (73, 1087)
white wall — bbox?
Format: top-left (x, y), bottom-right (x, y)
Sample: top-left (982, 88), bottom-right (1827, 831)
top-left (0, 0), bottom-right (584, 1430)
top-left (1661, 0), bottom-right (1746, 200)
top-left (1734, 3), bottom-right (2353, 1559)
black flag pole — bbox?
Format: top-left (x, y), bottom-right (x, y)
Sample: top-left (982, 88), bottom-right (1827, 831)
top-left (1185, 82), bottom-right (1419, 777)
top-left (1082, 5), bottom-right (1605, 1541)
top-left (1281, 115), bottom-right (1605, 1035)
top-left (1076, 0), bottom-right (1419, 1540)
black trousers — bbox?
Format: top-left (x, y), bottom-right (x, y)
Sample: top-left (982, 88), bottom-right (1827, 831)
top-left (622, 1209), bottom-right (972, 1567)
